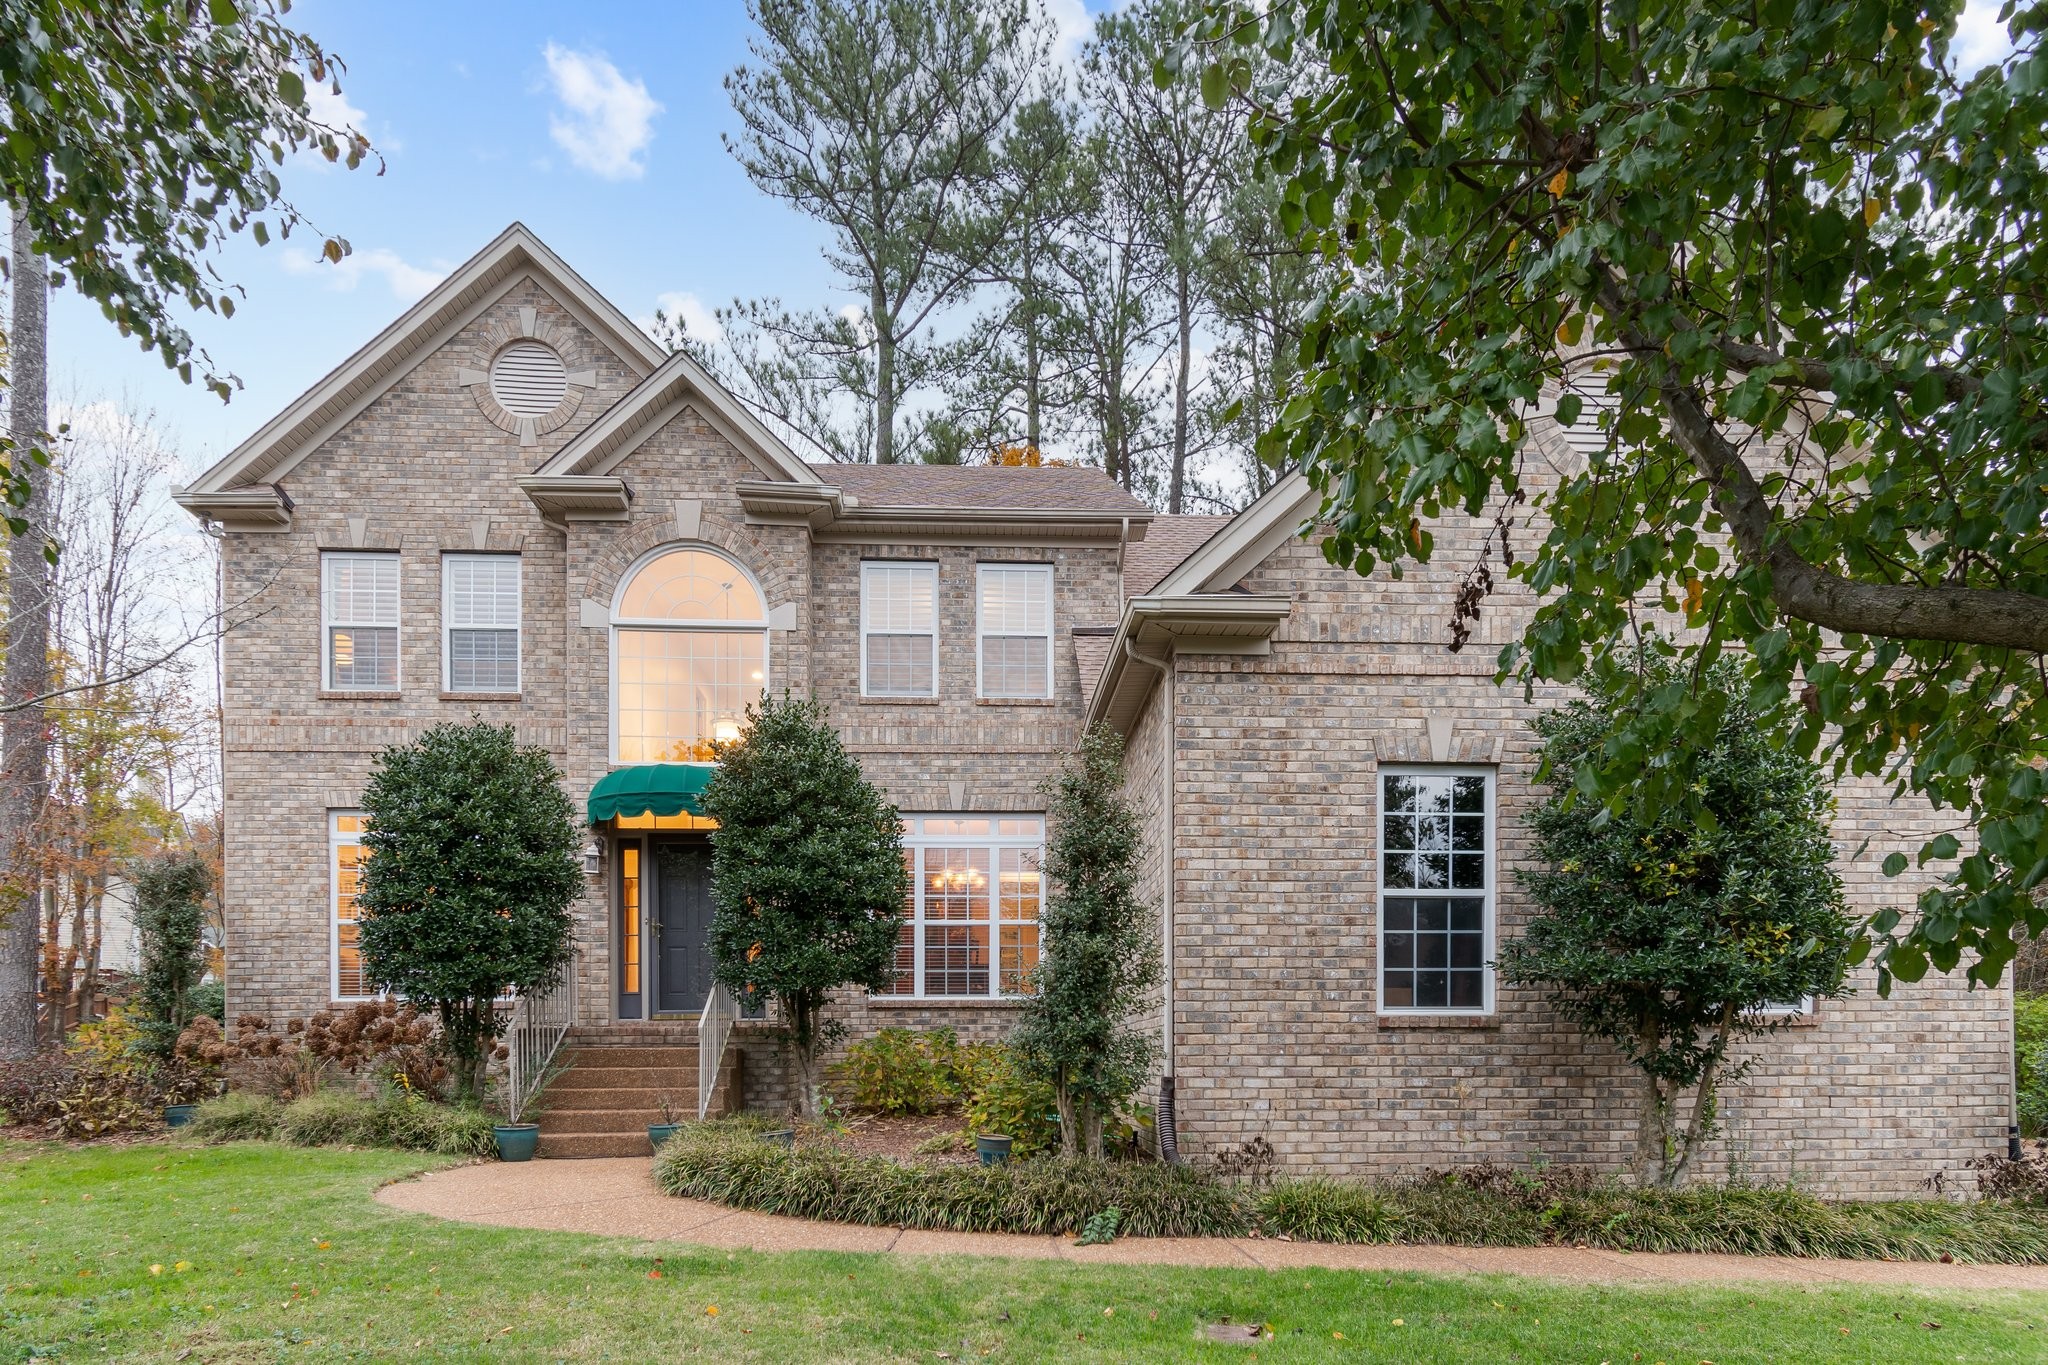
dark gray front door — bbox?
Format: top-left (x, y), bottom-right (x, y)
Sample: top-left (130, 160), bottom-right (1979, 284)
top-left (655, 844), bottom-right (715, 1014)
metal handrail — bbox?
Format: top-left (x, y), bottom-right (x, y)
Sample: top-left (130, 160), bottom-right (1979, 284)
top-left (505, 953), bottom-right (576, 1124)
top-left (698, 982), bottom-right (738, 1120)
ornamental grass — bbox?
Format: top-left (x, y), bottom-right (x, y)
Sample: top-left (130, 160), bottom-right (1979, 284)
top-left (655, 1122), bottom-right (2048, 1263)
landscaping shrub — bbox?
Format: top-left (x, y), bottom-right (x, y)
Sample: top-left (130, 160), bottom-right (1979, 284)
top-left (832, 1027), bottom-right (959, 1115)
top-left (651, 1129), bottom-right (2048, 1263)
top-left (0, 1052), bottom-right (73, 1126)
top-left (2017, 992), bottom-right (2048, 1136)
top-left (177, 1002), bottom-right (450, 1102)
top-left (188, 1092), bottom-right (283, 1142)
top-left (188, 981), bottom-right (227, 1024)
top-left (185, 1087), bottom-right (492, 1156)
top-left (956, 1043), bottom-right (1057, 1156)
top-left (653, 1121), bottom-right (1244, 1238)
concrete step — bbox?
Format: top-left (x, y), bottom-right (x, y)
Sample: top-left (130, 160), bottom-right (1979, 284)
top-left (546, 1085), bottom-right (687, 1112)
top-left (538, 1131), bottom-right (656, 1159)
top-left (568, 1023), bottom-right (703, 1046)
top-left (554, 1066), bottom-right (695, 1093)
top-left (561, 1055), bottom-right (696, 1072)
top-left (539, 1107), bottom-right (667, 1134)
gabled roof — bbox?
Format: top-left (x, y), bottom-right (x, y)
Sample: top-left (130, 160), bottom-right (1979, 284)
top-left (824, 464), bottom-right (1148, 513)
top-left (178, 223), bottom-right (666, 501)
top-left (1123, 514), bottom-right (1232, 597)
top-left (1152, 472), bottom-right (1318, 595)
top-left (532, 346), bottom-right (819, 487)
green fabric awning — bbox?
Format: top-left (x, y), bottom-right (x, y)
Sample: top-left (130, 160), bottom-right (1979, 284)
top-left (587, 763), bottom-right (717, 823)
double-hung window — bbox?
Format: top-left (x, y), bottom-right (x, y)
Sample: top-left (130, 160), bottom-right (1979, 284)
top-left (861, 561), bottom-right (938, 696)
top-left (443, 554), bottom-right (521, 692)
top-left (322, 552), bottom-right (399, 691)
top-left (878, 816), bottom-right (1044, 998)
top-left (331, 811), bottom-right (374, 1000)
top-left (977, 564), bottom-right (1053, 699)
top-left (1378, 767), bottom-right (1494, 1013)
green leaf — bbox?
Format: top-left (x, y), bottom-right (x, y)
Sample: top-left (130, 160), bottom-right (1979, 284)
top-left (1881, 851), bottom-right (1907, 877)
top-left (277, 69), bottom-right (305, 107)
top-left (208, 0), bottom-right (241, 25)
top-left (1555, 394), bottom-right (1582, 427)
top-left (1198, 63), bottom-right (1229, 111)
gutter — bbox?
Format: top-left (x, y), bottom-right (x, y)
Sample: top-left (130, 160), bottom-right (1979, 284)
top-left (1121, 633), bottom-right (1178, 1163)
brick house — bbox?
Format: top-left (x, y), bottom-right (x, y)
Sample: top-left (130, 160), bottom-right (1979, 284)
top-left (176, 225), bottom-right (2011, 1190)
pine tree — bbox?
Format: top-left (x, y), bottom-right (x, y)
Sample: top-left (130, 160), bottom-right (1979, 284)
top-left (1013, 725), bottom-right (1161, 1158)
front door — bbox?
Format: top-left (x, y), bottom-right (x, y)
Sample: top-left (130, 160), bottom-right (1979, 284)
top-left (654, 843), bottom-right (716, 1015)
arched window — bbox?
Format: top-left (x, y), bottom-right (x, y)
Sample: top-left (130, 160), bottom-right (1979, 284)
top-left (612, 546), bottom-right (768, 763)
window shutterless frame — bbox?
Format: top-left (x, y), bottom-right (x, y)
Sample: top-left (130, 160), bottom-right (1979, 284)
top-left (330, 810), bottom-right (378, 1002)
top-left (441, 553), bottom-right (521, 693)
top-left (877, 815), bottom-right (1046, 1000)
top-left (607, 543), bottom-right (772, 765)
top-left (1375, 765), bottom-right (1497, 1015)
top-left (320, 552), bottom-right (400, 692)
top-left (974, 563), bottom-right (1054, 700)
top-left (860, 560), bottom-right (940, 698)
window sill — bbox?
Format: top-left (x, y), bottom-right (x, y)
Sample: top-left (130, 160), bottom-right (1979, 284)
top-left (857, 694), bottom-right (940, 705)
top-left (1375, 1013), bottom-right (1500, 1029)
top-left (318, 691), bottom-right (402, 702)
top-left (867, 995), bottom-right (1029, 1009)
top-left (441, 691), bottom-right (522, 702)
top-left (974, 697), bottom-right (1056, 707)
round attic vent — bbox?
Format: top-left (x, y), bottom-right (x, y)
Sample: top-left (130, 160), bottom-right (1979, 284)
top-left (489, 340), bottom-right (568, 417)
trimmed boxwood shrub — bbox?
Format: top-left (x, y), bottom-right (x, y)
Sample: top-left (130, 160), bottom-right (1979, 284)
top-left (187, 1089), bottom-right (494, 1156)
top-left (652, 1124), bottom-right (2048, 1263)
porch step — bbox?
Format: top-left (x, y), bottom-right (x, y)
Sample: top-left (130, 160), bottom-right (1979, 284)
top-left (547, 1085), bottom-right (691, 1111)
top-left (558, 1053), bottom-right (694, 1071)
top-left (538, 1130), bottom-right (659, 1159)
top-left (567, 1022), bottom-right (704, 1046)
top-left (541, 1107), bottom-right (667, 1134)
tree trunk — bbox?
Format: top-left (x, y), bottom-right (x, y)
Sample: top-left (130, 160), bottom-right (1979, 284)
top-left (1169, 261), bottom-right (1192, 514)
top-left (1024, 311), bottom-right (1041, 453)
top-left (1055, 1080), bottom-right (1078, 1155)
top-left (1080, 1104), bottom-right (1104, 1160)
top-left (0, 204), bottom-right (51, 1059)
top-left (1633, 1071), bottom-right (1673, 1187)
top-left (872, 281), bottom-right (896, 465)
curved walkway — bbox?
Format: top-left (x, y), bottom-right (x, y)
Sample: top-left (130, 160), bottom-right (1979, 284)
top-left (375, 1157), bottom-right (2048, 1290)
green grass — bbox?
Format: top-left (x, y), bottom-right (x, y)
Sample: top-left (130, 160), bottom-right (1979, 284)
top-left (6, 1140), bottom-right (2048, 1362)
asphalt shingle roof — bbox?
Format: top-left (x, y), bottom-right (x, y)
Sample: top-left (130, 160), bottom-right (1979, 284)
top-left (1122, 514), bottom-right (1233, 597)
top-left (813, 463), bottom-right (1149, 514)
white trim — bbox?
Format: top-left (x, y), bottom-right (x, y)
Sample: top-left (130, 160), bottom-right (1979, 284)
top-left (975, 563), bottom-right (1055, 700)
top-left (860, 560), bottom-right (939, 698)
top-left (608, 543), bottom-right (771, 765)
top-left (441, 552), bottom-right (522, 693)
top-left (1375, 765), bottom-right (1497, 1016)
top-left (320, 551), bottom-right (400, 692)
top-left (878, 814), bottom-right (1046, 1001)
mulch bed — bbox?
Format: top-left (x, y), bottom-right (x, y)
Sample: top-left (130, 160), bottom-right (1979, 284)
top-left (827, 1110), bottom-right (976, 1165)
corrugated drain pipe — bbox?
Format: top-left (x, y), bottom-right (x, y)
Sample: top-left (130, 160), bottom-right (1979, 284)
top-left (1123, 633), bottom-right (1178, 1163)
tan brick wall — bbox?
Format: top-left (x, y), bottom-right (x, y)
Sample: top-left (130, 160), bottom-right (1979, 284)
top-left (1133, 532), bottom-right (2012, 1198)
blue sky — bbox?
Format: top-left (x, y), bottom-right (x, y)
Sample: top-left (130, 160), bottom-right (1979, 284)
top-left (47, 0), bottom-right (2018, 478)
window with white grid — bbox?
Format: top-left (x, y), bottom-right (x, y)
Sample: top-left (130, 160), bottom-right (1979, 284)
top-left (1378, 767), bottom-right (1495, 1014)
top-left (331, 811), bottom-right (376, 1000)
top-left (443, 554), bottom-right (521, 693)
top-left (322, 553), bottom-right (399, 691)
top-left (861, 561), bottom-right (938, 696)
top-left (611, 546), bottom-right (770, 763)
top-left (976, 564), bottom-right (1053, 699)
top-left (874, 816), bottom-right (1044, 999)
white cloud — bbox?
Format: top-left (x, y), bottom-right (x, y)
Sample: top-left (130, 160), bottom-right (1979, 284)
top-left (281, 246), bottom-right (446, 303)
top-left (541, 43), bottom-right (662, 181)
top-left (637, 290), bottom-right (723, 345)
top-left (1043, 0), bottom-right (1096, 71)
top-left (1953, 0), bottom-right (2018, 76)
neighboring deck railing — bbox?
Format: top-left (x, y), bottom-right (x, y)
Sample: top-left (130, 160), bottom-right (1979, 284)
top-left (698, 982), bottom-right (738, 1120)
top-left (505, 954), bottom-right (576, 1124)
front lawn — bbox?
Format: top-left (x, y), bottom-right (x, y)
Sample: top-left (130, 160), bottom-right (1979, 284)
top-left (5, 1140), bottom-right (2048, 1362)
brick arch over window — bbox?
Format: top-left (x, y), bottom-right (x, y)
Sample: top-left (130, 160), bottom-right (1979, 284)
top-left (584, 508), bottom-right (799, 620)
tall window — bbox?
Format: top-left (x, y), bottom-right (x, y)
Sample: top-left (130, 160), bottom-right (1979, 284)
top-left (877, 816), bottom-right (1043, 999)
top-left (861, 561), bottom-right (938, 697)
top-left (322, 552), bottom-right (399, 691)
top-left (331, 811), bottom-right (373, 1000)
top-left (977, 564), bottom-right (1053, 699)
top-left (618, 844), bottom-right (642, 1018)
top-left (443, 554), bottom-right (521, 692)
top-left (1378, 768), bottom-right (1494, 1013)
top-left (612, 546), bottom-right (768, 763)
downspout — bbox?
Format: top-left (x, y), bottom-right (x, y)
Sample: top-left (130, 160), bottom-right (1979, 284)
top-left (1123, 633), bottom-right (1178, 1162)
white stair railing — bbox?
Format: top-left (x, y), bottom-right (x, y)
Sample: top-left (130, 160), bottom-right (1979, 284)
top-left (505, 953), bottom-right (576, 1124)
top-left (698, 982), bottom-right (738, 1120)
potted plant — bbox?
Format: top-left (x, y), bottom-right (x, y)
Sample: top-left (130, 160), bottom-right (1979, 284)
top-left (492, 1053), bottom-right (564, 1163)
top-left (976, 1133), bottom-right (1013, 1167)
top-left (648, 1093), bottom-right (683, 1152)
top-left (158, 1059), bottom-right (217, 1129)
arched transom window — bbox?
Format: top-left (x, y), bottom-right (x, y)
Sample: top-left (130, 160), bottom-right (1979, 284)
top-left (612, 547), bottom-right (768, 763)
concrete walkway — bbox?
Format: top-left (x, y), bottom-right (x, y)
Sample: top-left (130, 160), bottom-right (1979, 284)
top-left (374, 1157), bottom-right (2048, 1291)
